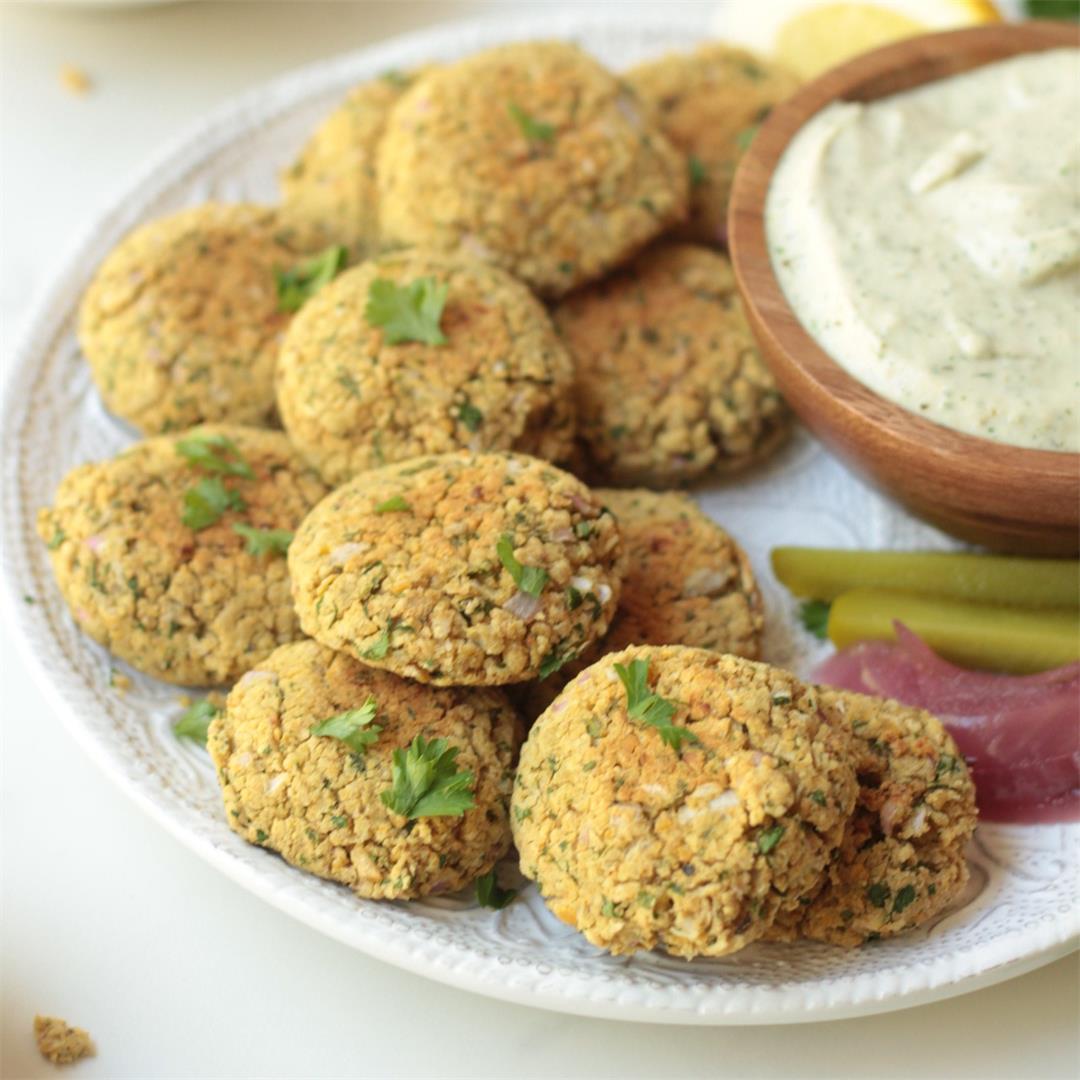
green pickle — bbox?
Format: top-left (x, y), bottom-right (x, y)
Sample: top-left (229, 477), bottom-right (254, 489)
top-left (828, 589), bottom-right (1080, 674)
top-left (772, 547), bottom-right (1078, 609)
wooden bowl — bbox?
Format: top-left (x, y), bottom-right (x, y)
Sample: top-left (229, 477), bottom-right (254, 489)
top-left (728, 23), bottom-right (1080, 556)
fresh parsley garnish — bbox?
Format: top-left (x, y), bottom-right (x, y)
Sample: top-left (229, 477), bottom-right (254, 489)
top-left (508, 102), bottom-right (555, 143)
top-left (798, 599), bottom-right (831, 640)
top-left (613, 658), bottom-right (700, 753)
top-left (496, 534), bottom-right (548, 597)
top-left (47, 527), bottom-right (66, 550)
top-left (1024, 0), bottom-right (1079, 19)
top-left (174, 700), bottom-right (220, 747)
top-left (232, 524), bottom-right (293, 556)
top-left (688, 154), bottom-right (708, 188)
top-left (476, 869), bottom-right (516, 910)
top-left (757, 825), bottom-right (785, 855)
top-left (380, 735), bottom-right (476, 819)
top-left (374, 495), bottom-right (411, 514)
top-left (274, 244), bottom-right (348, 312)
top-left (365, 276), bottom-right (449, 346)
top-left (310, 697), bottom-right (383, 759)
top-left (175, 432), bottom-right (254, 478)
top-left (457, 401), bottom-right (483, 433)
top-left (181, 476), bottom-right (246, 530)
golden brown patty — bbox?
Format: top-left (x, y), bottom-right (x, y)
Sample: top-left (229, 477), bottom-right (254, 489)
top-left (516, 488), bottom-right (764, 718)
top-left (209, 640), bottom-right (520, 900)
top-left (627, 44), bottom-right (799, 244)
top-left (279, 70), bottom-right (432, 258)
top-left (512, 645), bottom-right (859, 958)
top-left (768, 691), bottom-right (977, 946)
top-left (288, 451), bottom-right (625, 686)
top-left (276, 251), bottom-right (575, 486)
top-left (554, 242), bottom-right (789, 487)
top-left (376, 41), bottom-right (688, 297)
top-left (78, 203), bottom-right (311, 434)
top-left (36, 426), bottom-right (327, 685)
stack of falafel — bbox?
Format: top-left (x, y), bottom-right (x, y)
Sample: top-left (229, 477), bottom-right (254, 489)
top-left (37, 40), bottom-right (976, 960)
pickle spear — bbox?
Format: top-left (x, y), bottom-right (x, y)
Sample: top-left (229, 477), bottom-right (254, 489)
top-left (772, 548), bottom-right (1078, 609)
top-left (828, 589), bottom-right (1080, 674)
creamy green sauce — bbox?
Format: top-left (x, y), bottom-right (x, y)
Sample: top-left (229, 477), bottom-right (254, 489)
top-left (766, 48), bottom-right (1080, 452)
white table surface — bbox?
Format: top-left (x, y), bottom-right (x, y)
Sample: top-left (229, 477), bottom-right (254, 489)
top-left (1, 3), bottom-right (1077, 1077)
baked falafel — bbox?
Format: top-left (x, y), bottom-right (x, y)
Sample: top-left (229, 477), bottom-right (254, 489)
top-left (512, 645), bottom-right (859, 957)
top-left (276, 251), bottom-right (576, 486)
top-left (209, 639), bottom-right (520, 900)
top-left (768, 690), bottom-right (977, 946)
top-left (36, 425), bottom-right (327, 685)
top-left (627, 43), bottom-right (799, 245)
top-left (287, 451), bottom-right (624, 686)
top-left (553, 242), bottom-right (789, 487)
top-left (376, 41), bottom-right (688, 297)
top-left (78, 203), bottom-right (316, 434)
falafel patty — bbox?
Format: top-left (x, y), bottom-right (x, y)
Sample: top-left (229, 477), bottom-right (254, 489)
top-left (768, 691), bottom-right (977, 947)
top-left (376, 41), bottom-right (688, 297)
top-left (279, 70), bottom-right (430, 259)
top-left (517, 488), bottom-right (764, 718)
top-left (512, 645), bottom-right (859, 958)
top-left (209, 640), bottom-right (520, 900)
top-left (627, 44), bottom-right (799, 245)
top-left (288, 451), bottom-right (625, 686)
top-left (554, 242), bottom-right (789, 487)
top-left (276, 251), bottom-right (576, 486)
top-left (78, 203), bottom-right (311, 434)
top-left (36, 426), bottom-right (327, 685)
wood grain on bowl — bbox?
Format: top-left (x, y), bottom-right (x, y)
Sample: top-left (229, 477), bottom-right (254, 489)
top-left (729, 23), bottom-right (1080, 556)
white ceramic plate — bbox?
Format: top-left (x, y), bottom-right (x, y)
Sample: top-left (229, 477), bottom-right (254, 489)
top-left (2, 11), bottom-right (1077, 1026)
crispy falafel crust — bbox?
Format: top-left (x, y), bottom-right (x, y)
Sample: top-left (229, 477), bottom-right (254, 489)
top-left (288, 451), bottom-right (625, 686)
top-left (517, 488), bottom-right (764, 718)
top-left (78, 203), bottom-right (306, 434)
top-left (276, 251), bottom-right (576, 486)
top-left (768, 691), bottom-right (977, 946)
top-left (279, 72), bottom-right (430, 258)
top-left (36, 426), bottom-right (327, 686)
top-left (627, 44), bottom-right (799, 245)
top-left (209, 640), bottom-right (520, 900)
top-left (554, 243), bottom-right (789, 487)
top-left (512, 646), bottom-right (858, 958)
top-left (376, 41), bottom-right (688, 297)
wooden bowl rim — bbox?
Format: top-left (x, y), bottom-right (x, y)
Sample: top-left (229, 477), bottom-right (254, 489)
top-left (728, 22), bottom-right (1080, 486)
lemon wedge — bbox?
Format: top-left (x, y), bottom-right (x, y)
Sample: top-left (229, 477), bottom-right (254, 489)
top-left (712, 0), bottom-right (1002, 80)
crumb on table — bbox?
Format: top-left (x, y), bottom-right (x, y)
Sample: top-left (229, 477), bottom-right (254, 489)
top-left (34, 1015), bottom-right (95, 1066)
top-left (59, 65), bottom-right (92, 96)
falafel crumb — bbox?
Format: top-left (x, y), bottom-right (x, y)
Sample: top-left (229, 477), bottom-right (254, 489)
top-left (34, 1015), bottom-right (95, 1066)
top-left (59, 65), bottom-right (92, 97)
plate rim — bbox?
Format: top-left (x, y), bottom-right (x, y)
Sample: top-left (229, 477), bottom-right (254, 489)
top-left (2, 8), bottom-right (1077, 1026)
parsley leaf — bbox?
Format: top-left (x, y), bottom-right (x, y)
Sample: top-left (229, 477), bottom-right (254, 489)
top-left (508, 102), bottom-right (555, 143)
top-left (310, 696), bottom-right (383, 759)
top-left (798, 599), bottom-right (831, 640)
top-left (496, 533), bottom-right (548, 597)
top-left (232, 524), bottom-right (293, 556)
top-left (757, 824), bottom-right (785, 855)
top-left (1024, 0), bottom-right (1079, 19)
top-left (688, 154), bottom-right (708, 188)
top-left (892, 884), bottom-right (917, 914)
top-left (181, 476), bottom-right (246, 530)
top-left (362, 618), bottom-right (400, 660)
top-left (736, 124), bottom-right (760, 152)
top-left (175, 432), bottom-right (254, 478)
top-left (476, 869), bottom-right (516, 910)
top-left (174, 700), bottom-right (220, 747)
top-left (457, 401), bottom-right (483, 432)
top-left (365, 276), bottom-right (448, 346)
top-left (374, 495), bottom-right (411, 514)
top-left (380, 735), bottom-right (476, 819)
top-left (274, 244), bottom-right (348, 312)
top-left (613, 658), bottom-right (700, 753)
top-left (539, 645), bottom-right (575, 679)
top-left (867, 882), bottom-right (891, 908)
